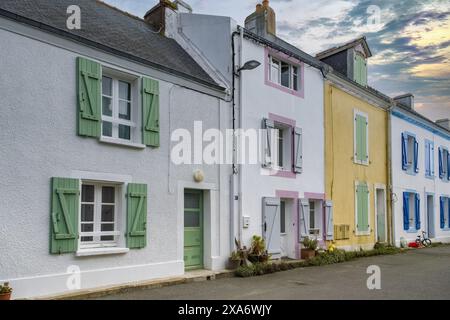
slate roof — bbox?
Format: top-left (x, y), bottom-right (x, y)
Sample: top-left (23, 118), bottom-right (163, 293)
top-left (0, 0), bottom-right (222, 90)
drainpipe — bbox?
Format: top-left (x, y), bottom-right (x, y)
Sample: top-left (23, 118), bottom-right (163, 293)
top-left (230, 30), bottom-right (240, 250)
top-left (387, 100), bottom-right (395, 245)
top-left (238, 28), bottom-right (244, 246)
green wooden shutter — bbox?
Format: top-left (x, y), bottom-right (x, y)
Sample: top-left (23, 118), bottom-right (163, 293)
top-left (356, 183), bottom-right (369, 232)
top-left (362, 183), bottom-right (369, 231)
top-left (50, 177), bottom-right (79, 254)
top-left (354, 55), bottom-right (367, 86)
top-left (355, 114), bottom-right (368, 163)
top-left (127, 183), bottom-right (148, 249)
top-left (77, 57), bottom-right (101, 137)
top-left (142, 77), bottom-right (160, 147)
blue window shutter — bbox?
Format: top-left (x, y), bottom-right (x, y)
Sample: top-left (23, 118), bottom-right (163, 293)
top-left (414, 138), bottom-right (419, 173)
top-left (447, 152), bottom-right (450, 180)
top-left (425, 142), bottom-right (430, 176)
top-left (415, 193), bottom-right (421, 230)
top-left (403, 192), bottom-right (410, 230)
top-left (438, 148), bottom-right (444, 178)
top-left (402, 133), bottom-right (408, 171)
top-left (440, 197), bottom-right (445, 229)
top-left (430, 143), bottom-right (435, 176)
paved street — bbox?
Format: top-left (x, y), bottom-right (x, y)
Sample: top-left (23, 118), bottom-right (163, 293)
top-left (94, 246), bottom-right (450, 300)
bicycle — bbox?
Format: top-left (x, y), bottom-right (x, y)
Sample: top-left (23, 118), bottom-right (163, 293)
top-left (416, 231), bottom-right (432, 247)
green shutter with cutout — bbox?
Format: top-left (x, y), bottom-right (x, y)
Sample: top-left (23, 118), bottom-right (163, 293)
top-left (77, 57), bottom-right (101, 137)
top-left (50, 178), bottom-right (79, 254)
top-left (127, 183), bottom-right (148, 249)
top-left (142, 77), bottom-right (160, 147)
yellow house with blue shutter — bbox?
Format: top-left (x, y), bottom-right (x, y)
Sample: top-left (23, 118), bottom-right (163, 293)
top-left (318, 38), bottom-right (392, 249)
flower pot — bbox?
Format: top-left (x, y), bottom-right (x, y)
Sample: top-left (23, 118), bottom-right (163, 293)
top-left (0, 292), bottom-right (11, 300)
top-left (227, 259), bottom-right (241, 270)
top-left (301, 249), bottom-right (316, 260)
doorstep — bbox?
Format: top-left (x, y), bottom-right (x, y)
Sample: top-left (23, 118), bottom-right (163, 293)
top-left (28, 269), bottom-right (235, 300)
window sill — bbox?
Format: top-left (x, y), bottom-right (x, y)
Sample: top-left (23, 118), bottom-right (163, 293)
top-left (406, 229), bottom-right (418, 234)
top-left (76, 247), bottom-right (130, 257)
top-left (354, 160), bottom-right (369, 166)
top-left (355, 231), bottom-right (371, 236)
top-left (99, 137), bottom-right (146, 150)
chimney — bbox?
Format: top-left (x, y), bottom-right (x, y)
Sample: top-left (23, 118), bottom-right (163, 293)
top-left (245, 1), bottom-right (276, 37)
top-left (436, 119), bottom-right (450, 131)
top-left (144, 0), bottom-right (191, 35)
top-left (394, 94), bottom-right (415, 110)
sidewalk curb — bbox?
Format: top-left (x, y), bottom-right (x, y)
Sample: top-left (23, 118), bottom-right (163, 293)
top-left (29, 270), bottom-right (235, 300)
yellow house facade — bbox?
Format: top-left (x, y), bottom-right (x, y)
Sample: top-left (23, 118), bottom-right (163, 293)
top-left (324, 80), bottom-right (391, 249)
top-left (318, 38), bottom-right (392, 250)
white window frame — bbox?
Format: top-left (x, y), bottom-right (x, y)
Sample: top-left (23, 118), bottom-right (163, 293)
top-left (353, 109), bottom-right (369, 166)
top-left (268, 55), bottom-right (300, 91)
top-left (79, 182), bottom-right (123, 250)
top-left (308, 200), bottom-right (322, 237)
top-left (273, 123), bottom-right (292, 172)
top-left (354, 181), bottom-right (371, 236)
top-left (100, 68), bottom-right (143, 148)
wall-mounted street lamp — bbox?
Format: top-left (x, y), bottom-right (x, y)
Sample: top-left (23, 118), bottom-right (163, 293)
top-left (236, 60), bottom-right (261, 73)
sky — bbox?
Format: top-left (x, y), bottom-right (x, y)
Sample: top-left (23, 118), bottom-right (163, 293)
top-left (103, 0), bottom-right (450, 121)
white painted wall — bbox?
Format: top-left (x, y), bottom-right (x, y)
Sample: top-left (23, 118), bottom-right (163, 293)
top-left (0, 22), bottom-right (231, 299)
top-left (391, 111), bottom-right (450, 246)
top-left (239, 39), bottom-right (325, 253)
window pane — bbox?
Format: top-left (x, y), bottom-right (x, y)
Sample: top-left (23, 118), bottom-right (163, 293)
top-left (101, 224), bottom-right (114, 241)
top-left (309, 201), bottom-right (315, 229)
top-left (81, 224), bottom-right (93, 232)
top-left (185, 193), bottom-right (200, 209)
top-left (102, 186), bottom-right (115, 203)
top-left (184, 211), bottom-right (200, 227)
top-left (271, 65), bottom-right (279, 83)
top-left (119, 101), bottom-right (131, 120)
top-left (119, 81), bottom-right (131, 100)
top-left (280, 201), bottom-right (286, 233)
top-left (102, 121), bottom-right (112, 137)
top-left (119, 125), bottom-right (131, 140)
top-left (102, 76), bottom-right (112, 96)
top-left (81, 204), bottom-right (94, 222)
top-left (293, 74), bottom-right (299, 91)
top-left (278, 129), bottom-right (283, 168)
top-left (81, 236), bottom-right (93, 242)
top-left (82, 185), bottom-right (94, 202)
top-left (102, 96), bottom-right (112, 117)
top-left (101, 205), bottom-right (115, 222)
top-left (281, 62), bottom-right (290, 88)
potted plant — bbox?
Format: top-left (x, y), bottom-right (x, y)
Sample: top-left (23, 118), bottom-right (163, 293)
top-left (301, 237), bottom-right (318, 260)
top-left (248, 235), bottom-right (270, 263)
top-left (228, 238), bottom-right (250, 269)
top-left (0, 282), bottom-right (12, 300)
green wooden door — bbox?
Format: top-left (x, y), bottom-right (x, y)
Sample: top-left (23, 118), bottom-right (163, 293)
top-left (184, 190), bottom-right (203, 270)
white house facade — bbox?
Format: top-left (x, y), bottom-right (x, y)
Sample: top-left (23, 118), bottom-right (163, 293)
top-left (0, 0), bottom-right (232, 299)
top-left (390, 96), bottom-right (450, 246)
top-left (152, 0), bottom-right (329, 259)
